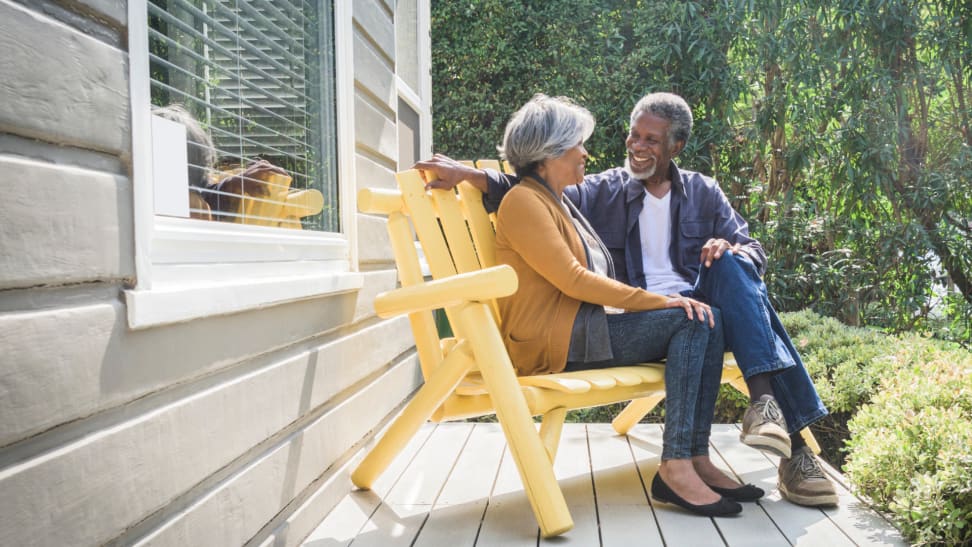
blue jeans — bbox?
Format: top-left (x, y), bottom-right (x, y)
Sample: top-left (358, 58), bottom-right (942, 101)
top-left (566, 308), bottom-right (724, 460)
top-left (690, 253), bottom-right (828, 433)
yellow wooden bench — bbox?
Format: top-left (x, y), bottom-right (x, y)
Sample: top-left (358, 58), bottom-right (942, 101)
top-left (353, 168), bottom-right (818, 537)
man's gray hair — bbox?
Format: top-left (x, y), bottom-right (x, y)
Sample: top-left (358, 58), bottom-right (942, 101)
top-left (629, 92), bottom-right (693, 147)
top-left (498, 94), bottom-right (595, 175)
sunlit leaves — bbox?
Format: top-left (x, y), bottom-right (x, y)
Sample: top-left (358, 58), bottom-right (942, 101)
top-left (431, 0), bottom-right (972, 342)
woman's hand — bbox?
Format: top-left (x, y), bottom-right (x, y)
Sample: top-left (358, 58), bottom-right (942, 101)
top-left (664, 295), bottom-right (715, 328)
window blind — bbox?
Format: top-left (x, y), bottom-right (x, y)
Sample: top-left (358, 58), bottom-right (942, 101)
top-left (148, 0), bottom-right (338, 231)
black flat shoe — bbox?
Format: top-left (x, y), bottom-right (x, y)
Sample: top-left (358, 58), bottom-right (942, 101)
top-left (705, 482), bottom-right (765, 502)
top-left (651, 473), bottom-right (743, 517)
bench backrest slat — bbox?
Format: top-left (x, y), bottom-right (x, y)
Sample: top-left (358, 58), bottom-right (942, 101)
top-left (395, 170), bottom-right (507, 362)
top-left (456, 182), bottom-right (497, 269)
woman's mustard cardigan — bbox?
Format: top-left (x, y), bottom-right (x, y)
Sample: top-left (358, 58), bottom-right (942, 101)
top-left (495, 177), bottom-right (669, 376)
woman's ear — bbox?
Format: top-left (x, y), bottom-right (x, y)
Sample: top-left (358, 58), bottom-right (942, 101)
top-left (535, 159), bottom-right (548, 178)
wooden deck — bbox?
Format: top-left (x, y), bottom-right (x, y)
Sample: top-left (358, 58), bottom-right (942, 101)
top-left (303, 423), bottom-right (907, 546)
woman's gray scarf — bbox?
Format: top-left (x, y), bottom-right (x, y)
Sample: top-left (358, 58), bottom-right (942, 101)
top-left (528, 172), bottom-right (616, 279)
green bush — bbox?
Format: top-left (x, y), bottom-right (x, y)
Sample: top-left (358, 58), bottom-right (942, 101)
top-left (706, 310), bottom-right (898, 466)
top-left (712, 310), bottom-right (972, 546)
top-left (844, 353), bottom-right (972, 546)
top-left (781, 310), bottom-right (896, 413)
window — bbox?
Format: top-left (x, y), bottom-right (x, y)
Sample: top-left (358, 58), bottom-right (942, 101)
top-left (147, 0), bottom-right (338, 230)
top-left (126, 0), bottom-right (360, 329)
top-left (395, 0), bottom-right (431, 170)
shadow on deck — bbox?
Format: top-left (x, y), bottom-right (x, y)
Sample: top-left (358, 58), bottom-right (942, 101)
top-left (302, 423), bottom-right (906, 547)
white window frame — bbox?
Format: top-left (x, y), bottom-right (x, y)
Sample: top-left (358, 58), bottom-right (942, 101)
top-left (396, 0), bottom-right (432, 163)
top-left (125, 0), bottom-right (361, 329)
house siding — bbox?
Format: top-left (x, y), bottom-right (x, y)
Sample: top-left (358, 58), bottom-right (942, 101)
top-left (0, 0), bottom-right (130, 156)
top-left (0, 1), bottom-right (423, 545)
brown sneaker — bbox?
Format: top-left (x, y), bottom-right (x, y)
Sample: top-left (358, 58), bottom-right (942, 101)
top-left (740, 395), bottom-right (791, 458)
top-left (778, 446), bottom-right (839, 507)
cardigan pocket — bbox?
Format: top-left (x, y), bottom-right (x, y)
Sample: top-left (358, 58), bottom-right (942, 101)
top-left (504, 333), bottom-right (548, 375)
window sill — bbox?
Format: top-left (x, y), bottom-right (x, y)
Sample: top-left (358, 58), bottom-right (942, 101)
top-left (124, 270), bottom-right (363, 329)
top-left (125, 217), bottom-right (363, 329)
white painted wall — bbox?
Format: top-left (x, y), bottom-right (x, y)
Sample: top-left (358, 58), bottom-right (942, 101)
top-left (0, 0), bottom-right (426, 545)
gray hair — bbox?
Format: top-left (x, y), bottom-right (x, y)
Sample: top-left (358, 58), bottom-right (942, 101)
top-left (629, 92), bottom-right (693, 147)
top-left (152, 104), bottom-right (215, 188)
top-left (498, 94), bottom-right (595, 175)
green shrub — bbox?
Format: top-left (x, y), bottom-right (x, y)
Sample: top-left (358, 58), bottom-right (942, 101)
top-left (781, 310), bottom-right (896, 413)
top-left (769, 311), bottom-right (901, 466)
top-left (734, 310), bottom-right (972, 544)
top-left (566, 402), bottom-right (660, 424)
top-left (844, 353), bottom-right (972, 546)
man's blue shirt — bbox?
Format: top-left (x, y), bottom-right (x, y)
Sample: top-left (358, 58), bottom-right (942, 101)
top-left (484, 162), bottom-right (766, 288)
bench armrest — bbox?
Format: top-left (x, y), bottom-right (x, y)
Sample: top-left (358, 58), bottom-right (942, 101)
top-left (358, 188), bottom-right (403, 215)
top-left (374, 265), bottom-right (517, 318)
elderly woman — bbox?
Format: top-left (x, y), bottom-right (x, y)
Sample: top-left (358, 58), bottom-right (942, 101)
top-left (492, 94), bottom-right (752, 517)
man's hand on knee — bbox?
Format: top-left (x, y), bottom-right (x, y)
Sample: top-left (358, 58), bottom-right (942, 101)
top-left (700, 238), bottom-right (741, 268)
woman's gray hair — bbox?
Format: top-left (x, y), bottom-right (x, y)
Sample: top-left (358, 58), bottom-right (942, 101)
top-left (629, 92), bottom-right (693, 147)
top-left (152, 104), bottom-right (215, 188)
top-left (498, 94), bottom-right (595, 175)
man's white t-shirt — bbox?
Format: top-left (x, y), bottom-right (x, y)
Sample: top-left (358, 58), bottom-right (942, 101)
top-left (639, 191), bottom-right (693, 295)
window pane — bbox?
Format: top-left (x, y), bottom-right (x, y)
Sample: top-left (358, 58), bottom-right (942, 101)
top-left (395, 0), bottom-right (419, 93)
top-left (148, 0), bottom-right (338, 232)
top-left (397, 98), bottom-right (420, 170)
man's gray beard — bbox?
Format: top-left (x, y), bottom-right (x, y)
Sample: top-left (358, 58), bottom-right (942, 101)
top-left (624, 156), bottom-right (655, 181)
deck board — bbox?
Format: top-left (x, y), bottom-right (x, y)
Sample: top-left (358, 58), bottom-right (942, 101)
top-left (627, 425), bottom-right (727, 546)
top-left (304, 423), bottom-right (907, 546)
top-left (818, 458), bottom-right (908, 547)
top-left (708, 425), bottom-right (859, 547)
top-left (587, 424), bottom-right (664, 547)
top-left (414, 424), bottom-right (505, 547)
top-left (705, 426), bottom-right (808, 547)
top-left (337, 423), bottom-right (453, 547)
top-left (541, 425), bottom-right (600, 546)
top-left (476, 446), bottom-right (540, 547)
top-left (302, 423), bottom-right (437, 547)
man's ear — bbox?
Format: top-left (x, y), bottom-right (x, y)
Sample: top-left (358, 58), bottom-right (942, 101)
top-left (672, 139), bottom-right (686, 157)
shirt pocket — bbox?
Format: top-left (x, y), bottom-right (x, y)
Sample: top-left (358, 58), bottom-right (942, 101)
top-left (598, 230), bottom-right (625, 251)
top-left (679, 218), bottom-right (714, 264)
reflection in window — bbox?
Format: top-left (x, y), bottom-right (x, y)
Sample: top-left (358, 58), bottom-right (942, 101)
top-left (147, 0), bottom-right (338, 232)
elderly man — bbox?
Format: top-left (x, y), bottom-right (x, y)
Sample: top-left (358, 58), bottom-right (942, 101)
top-left (415, 92), bottom-right (838, 507)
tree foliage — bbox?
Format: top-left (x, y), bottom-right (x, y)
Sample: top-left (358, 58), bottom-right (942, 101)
top-left (431, 0), bottom-right (972, 342)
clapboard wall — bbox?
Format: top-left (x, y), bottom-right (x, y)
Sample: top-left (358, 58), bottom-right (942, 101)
top-left (0, 0), bottom-right (424, 545)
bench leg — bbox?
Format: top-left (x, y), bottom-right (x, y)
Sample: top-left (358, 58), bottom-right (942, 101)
top-left (725, 367), bottom-right (749, 396)
top-left (800, 427), bottom-right (822, 455)
top-left (539, 407), bottom-right (567, 462)
top-left (457, 304), bottom-right (573, 538)
top-left (612, 394), bottom-right (665, 435)
top-left (351, 341), bottom-right (474, 490)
